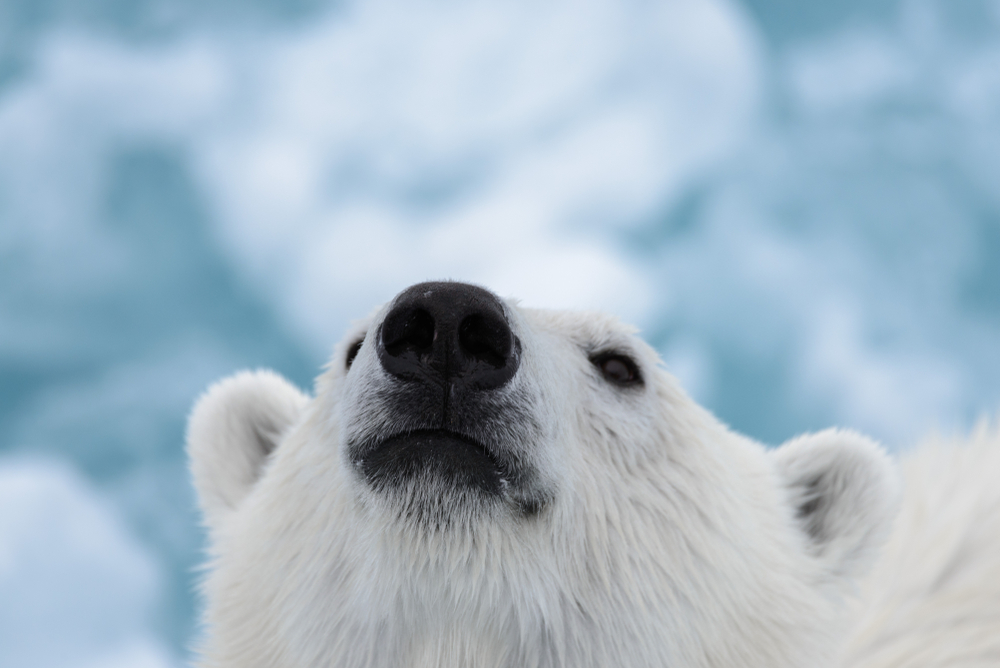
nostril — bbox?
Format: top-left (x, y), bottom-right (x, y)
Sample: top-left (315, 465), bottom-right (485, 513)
top-left (383, 308), bottom-right (435, 358)
top-left (459, 314), bottom-right (512, 368)
top-left (377, 282), bottom-right (520, 390)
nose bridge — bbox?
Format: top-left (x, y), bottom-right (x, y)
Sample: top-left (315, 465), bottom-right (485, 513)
top-left (393, 281), bottom-right (505, 322)
top-left (377, 281), bottom-right (520, 391)
top-left (386, 282), bottom-right (512, 346)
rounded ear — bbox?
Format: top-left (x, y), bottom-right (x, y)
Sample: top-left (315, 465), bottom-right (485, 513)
top-left (187, 370), bottom-right (309, 535)
top-left (772, 429), bottom-right (901, 581)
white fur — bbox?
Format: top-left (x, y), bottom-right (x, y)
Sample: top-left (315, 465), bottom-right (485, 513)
top-left (840, 421), bottom-right (1000, 667)
top-left (772, 429), bottom-right (900, 581)
top-left (187, 369), bottom-right (309, 537)
top-left (186, 292), bottom-right (995, 668)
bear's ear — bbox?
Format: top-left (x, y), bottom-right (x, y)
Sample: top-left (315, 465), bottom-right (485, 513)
top-left (187, 370), bottom-right (309, 533)
top-left (771, 429), bottom-right (900, 580)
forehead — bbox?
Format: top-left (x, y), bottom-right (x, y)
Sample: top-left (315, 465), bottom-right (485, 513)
top-left (517, 306), bottom-right (645, 354)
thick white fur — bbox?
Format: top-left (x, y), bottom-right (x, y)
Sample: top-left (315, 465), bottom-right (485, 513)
top-left (772, 429), bottom-right (900, 581)
top-left (185, 295), bottom-right (992, 668)
top-left (187, 369), bottom-right (309, 537)
top-left (840, 421), bottom-right (1000, 667)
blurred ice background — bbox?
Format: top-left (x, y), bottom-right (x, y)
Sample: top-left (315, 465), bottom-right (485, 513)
top-left (2, 0), bottom-right (1000, 664)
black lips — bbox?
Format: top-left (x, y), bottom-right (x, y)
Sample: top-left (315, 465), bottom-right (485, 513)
top-left (360, 429), bottom-right (506, 496)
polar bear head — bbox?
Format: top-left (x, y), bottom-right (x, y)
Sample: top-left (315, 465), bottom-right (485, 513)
top-left (188, 281), bottom-right (899, 668)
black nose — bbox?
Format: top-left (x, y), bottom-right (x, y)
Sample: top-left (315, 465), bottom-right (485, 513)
top-left (377, 282), bottom-right (520, 391)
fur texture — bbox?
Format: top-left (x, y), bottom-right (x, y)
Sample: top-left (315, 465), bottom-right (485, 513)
top-left (840, 421), bottom-right (1000, 667)
top-left (187, 370), bottom-right (309, 538)
top-left (186, 285), bottom-right (994, 668)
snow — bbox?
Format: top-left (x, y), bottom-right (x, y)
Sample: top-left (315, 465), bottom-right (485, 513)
top-left (0, 459), bottom-right (177, 668)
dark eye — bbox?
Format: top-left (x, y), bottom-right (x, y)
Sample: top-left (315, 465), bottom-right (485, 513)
top-left (345, 339), bottom-right (363, 370)
top-left (591, 352), bottom-right (642, 387)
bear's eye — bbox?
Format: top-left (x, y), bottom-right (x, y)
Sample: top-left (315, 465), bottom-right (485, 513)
top-left (345, 339), bottom-right (364, 370)
top-left (590, 352), bottom-right (642, 387)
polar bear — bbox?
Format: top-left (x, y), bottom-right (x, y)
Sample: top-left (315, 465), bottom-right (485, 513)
top-left (187, 281), bottom-right (1000, 668)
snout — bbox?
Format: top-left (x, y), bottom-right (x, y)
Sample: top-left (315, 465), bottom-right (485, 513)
top-left (377, 281), bottom-right (521, 392)
top-left (343, 282), bottom-right (548, 519)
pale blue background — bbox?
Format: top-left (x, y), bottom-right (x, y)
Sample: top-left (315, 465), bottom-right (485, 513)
top-left (2, 0), bottom-right (1000, 665)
